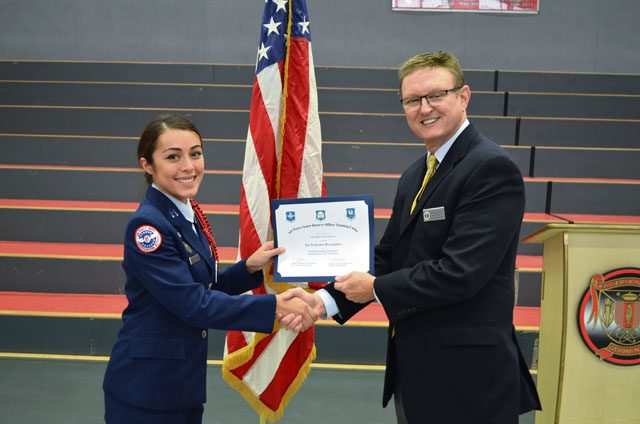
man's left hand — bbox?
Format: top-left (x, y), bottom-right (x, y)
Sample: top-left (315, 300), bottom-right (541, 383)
top-left (334, 272), bottom-right (375, 303)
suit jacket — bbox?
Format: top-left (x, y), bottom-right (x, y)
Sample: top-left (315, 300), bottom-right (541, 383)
top-left (325, 123), bottom-right (541, 422)
top-left (103, 186), bottom-right (275, 412)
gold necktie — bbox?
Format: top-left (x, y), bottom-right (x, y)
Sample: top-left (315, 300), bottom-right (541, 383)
top-left (410, 154), bottom-right (438, 214)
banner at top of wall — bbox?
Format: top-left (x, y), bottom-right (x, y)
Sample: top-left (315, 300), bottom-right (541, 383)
top-left (392, 0), bottom-right (539, 14)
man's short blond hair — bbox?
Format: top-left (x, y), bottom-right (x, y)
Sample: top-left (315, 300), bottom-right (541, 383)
top-left (399, 51), bottom-right (465, 92)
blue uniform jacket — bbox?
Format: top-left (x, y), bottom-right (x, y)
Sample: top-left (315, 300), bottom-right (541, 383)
top-left (103, 186), bottom-right (276, 411)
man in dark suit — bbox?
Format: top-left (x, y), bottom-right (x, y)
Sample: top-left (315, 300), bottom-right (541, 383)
top-left (286, 50), bottom-right (541, 423)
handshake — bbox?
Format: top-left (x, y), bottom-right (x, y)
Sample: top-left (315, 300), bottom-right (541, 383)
top-left (273, 271), bottom-right (377, 333)
top-left (275, 287), bottom-right (325, 333)
top-left (246, 241), bottom-right (376, 333)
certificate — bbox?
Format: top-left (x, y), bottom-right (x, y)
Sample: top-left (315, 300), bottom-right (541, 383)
top-left (272, 195), bottom-right (374, 282)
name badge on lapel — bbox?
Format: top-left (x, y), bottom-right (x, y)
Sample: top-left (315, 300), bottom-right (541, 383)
top-left (423, 206), bottom-right (445, 222)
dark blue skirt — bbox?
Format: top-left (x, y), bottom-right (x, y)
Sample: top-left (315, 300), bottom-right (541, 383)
top-left (104, 392), bottom-right (204, 424)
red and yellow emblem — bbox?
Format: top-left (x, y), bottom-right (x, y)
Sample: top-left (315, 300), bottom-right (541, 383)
top-left (578, 268), bottom-right (640, 366)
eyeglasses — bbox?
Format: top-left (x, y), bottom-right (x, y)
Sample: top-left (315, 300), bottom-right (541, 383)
top-left (400, 87), bottom-right (462, 109)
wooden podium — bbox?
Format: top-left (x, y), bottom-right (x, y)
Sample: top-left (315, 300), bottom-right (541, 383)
top-left (523, 224), bottom-right (640, 423)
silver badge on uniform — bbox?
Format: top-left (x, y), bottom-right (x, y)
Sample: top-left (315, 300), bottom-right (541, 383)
top-left (423, 206), bottom-right (445, 222)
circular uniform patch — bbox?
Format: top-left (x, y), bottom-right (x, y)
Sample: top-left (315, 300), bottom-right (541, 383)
top-left (134, 225), bottom-right (162, 253)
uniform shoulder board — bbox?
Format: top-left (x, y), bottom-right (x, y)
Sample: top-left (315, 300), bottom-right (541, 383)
top-left (134, 225), bottom-right (162, 253)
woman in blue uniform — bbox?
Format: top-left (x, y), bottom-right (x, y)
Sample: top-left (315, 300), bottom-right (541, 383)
top-left (103, 114), bottom-right (315, 423)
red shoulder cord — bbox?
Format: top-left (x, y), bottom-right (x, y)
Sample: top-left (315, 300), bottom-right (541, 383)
top-left (189, 198), bottom-right (220, 262)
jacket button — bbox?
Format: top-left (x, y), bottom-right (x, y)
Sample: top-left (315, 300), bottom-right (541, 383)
top-left (201, 330), bottom-right (207, 339)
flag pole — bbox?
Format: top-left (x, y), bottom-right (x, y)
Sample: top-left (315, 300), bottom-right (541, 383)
top-left (275, 0), bottom-right (294, 199)
top-left (264, 5), bottom-right (294, 424)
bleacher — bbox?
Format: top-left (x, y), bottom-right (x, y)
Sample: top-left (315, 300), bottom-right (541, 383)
top-left (1, 61), bottom-right (639, 372)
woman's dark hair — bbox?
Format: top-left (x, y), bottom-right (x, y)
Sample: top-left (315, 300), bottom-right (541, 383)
top-left (137, 114), bottom-right (202, 184)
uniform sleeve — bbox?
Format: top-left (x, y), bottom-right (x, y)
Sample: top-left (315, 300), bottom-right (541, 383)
top-left (123, 214), bottom-right (276, 333)
top-left (214, 260), bottom-right (263, 295)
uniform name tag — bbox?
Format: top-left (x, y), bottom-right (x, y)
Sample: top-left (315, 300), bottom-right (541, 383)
top-left (423, 206), bottom-right (445, 222)
top-left (188, 254), bottom-right (201, 265)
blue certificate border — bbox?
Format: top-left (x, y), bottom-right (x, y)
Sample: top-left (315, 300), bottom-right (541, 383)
top-left (271, 194), bottom-right (374, 282)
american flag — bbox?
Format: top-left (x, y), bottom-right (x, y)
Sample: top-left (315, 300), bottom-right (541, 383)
top-left (221, 0), bottom-right (323, 421)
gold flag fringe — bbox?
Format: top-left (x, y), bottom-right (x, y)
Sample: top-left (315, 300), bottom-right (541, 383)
top-left (222, 344), bottom-right (317, 423)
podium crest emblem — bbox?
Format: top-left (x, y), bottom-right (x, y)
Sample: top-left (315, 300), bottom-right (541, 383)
top-left (578, 268), bottom-right (640, 366)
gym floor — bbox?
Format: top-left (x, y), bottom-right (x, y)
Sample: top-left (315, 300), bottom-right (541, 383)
top-left (0, 356), bottom-right (535, 423)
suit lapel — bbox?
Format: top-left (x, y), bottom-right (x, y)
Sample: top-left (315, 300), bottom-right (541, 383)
top-left (410, 156), bottom-right (451, 217)
top-left (399, 157), bottom-right (426, 223)
top-left (398, 124), bottom-right (479, 237)
top-left (145, 187), bottom-right (215, 271)
top-left (178, 220), bottom-right (208, 258)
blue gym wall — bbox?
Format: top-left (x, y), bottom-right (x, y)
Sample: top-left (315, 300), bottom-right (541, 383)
top-left (1, 0), bottom-right (639, 72)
